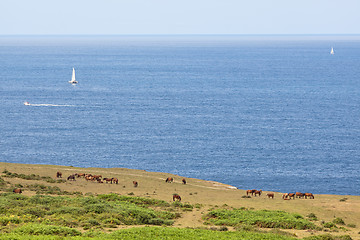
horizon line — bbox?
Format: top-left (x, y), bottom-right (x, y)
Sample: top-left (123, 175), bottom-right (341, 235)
top-left (1, 33), bottom-right (360, 37)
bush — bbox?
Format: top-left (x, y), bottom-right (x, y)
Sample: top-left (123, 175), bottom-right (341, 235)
top-left (307, 213), bottom-right (318, 221)
top-left (323, 222), bottom-right (337, 229)
top-left (204, 209), bottom-right (316, 230)
top-left (333, 217), bottom-right (345, 225)
top-left (13, 223), bottom-right (81, 236)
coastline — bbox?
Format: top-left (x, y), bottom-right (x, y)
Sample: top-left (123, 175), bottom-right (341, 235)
top-left (1, 161), bottom-right (360, 239)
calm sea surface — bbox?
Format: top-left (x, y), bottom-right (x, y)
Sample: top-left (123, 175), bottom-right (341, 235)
top-left (1, 36), bottom-right (359, 195)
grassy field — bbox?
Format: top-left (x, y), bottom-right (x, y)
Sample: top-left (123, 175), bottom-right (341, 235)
top-left (0, 162), bottom-right (359, 240)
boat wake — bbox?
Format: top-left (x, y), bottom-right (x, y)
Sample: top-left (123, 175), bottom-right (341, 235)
top-left (24, 102), bottom-right (74, 107)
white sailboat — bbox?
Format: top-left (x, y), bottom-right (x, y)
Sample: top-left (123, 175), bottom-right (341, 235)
top-left (330, 47), bottom-right (334, 55)
top-left (68, 68), bottom-right (78, 85)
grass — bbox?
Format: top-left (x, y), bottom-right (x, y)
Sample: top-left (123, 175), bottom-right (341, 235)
top-left (0, 226), bottom-right (298, 240)
top-left (203, 208), bottom-right (317, 230)
top-left (0, 193), bottom-right (179, 232)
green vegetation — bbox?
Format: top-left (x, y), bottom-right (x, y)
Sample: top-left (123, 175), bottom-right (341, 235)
top-left (0, 226), bottom-right (297, 240)
top-left (203, 208), bottom-right (317, 230)
top-left (332, 217), bottom-right (345, 225)
top-left (0, 193), bottom-right (179, 233)
top-left (307, 213), bottom-right (318, 221)
top-left (2, 170), bottom-right (58, 183)
top-left (303, 234), bottom-right (353, 240)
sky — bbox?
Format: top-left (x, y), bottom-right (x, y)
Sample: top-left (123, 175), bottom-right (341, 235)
top-left (1, 0), bottom-right (360, 35)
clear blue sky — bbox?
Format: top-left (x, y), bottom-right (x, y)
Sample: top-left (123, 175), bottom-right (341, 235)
top-left (1, 0), bottom-right (359, 35)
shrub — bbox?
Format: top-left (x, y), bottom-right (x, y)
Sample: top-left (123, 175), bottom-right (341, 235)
top-left (303, 234), bottom-right (353, 240)
top-left (307, 213), bottom-right (318, 221)
top-left (13, 223), bottom-right (81, 236)
top-left (332, 217), bottom-right (345, 225)
top-left (204, 209), bottom-right (316, 230)
top-left (323, 222), bottom-right (337, 229)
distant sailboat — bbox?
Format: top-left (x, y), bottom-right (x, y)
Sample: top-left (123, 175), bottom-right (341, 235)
top-left (330, 47), bottom-right (334, 55)
top-left (68, 68), bottom-right (78, 85)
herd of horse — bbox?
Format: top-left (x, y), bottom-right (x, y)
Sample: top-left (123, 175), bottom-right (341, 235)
top-left (57, 172), bottom-right (134, 186)
top-left (11, 171), bottom-right (315, 203)
top-left (246, 189), bottom-right (315, 200)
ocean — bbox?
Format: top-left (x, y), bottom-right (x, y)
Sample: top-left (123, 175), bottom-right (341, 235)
top-left (1, 35), bottom-right (359, 195)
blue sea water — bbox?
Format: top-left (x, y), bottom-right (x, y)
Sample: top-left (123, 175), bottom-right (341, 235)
top-left (1, 35), bottom-right (360, 195)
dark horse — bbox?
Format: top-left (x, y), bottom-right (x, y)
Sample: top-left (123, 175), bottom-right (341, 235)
top-left (254, 190), bottom-right (262, 196)
top-left (165, 177), bottom-right (173, 183)
top-left (182, 178), bottom-right (186, 184)
top-left (173, 194), bottom-right (181, 201)
top-left (67, 174), bottom-right (76, 181)
top-left (133, 181), bottom-right (138, 187)
top-left (112, 178), bottom-right (119, 184)
top-left (246, 189), bottom-right (256, 196)
top-left (56, 172), bottom-right (62, 178)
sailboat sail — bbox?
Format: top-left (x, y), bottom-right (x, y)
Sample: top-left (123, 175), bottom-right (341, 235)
top-left (69, 68), bottom-right (78, 84)
top-left (330, 47), bottom-right (334, 55)
top-left (71, 68), bottom-right (76, 82)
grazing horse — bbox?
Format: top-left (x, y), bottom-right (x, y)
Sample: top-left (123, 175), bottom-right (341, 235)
top-left (85, 175), bottom-right (95, 181)
top-left (93, 175), bottom-right (102, 180)
top-left (165, 177), bottom-right (173, 183)
top-left (288, 193), bottom-right (295, 199)
top-left (56, 172), bottom-right (62, 178)
top-left (75, 173), bottom-right (85, 178)
top-left (173, 194), bottom-right (181, 201)
top-left (246, 190), bottom-right (254, 196)
top-left (182, 178), bottom-right (186, 184)
top-left (103, 178), bottom-right (113, 184)
top-left (112, 178), bottom-right (118, 184)
top-left (283, 193), bottom-right (295, 200)
top-left (13, 188), bottom-right (22, 194)
top-left (267, 193), bottom-right (274, 199)
top-left (67, 174), bottom-right (76, 181)
top-left (296, 192), bottom-right (305, 198)
top-left (133, 181), bottom-right (138, 187)
top-left (254, 190), bottom-right (262, 196)
top-left (305, 193), bottom-right (315, 199)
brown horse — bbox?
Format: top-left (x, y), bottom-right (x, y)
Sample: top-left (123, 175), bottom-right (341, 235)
top-left (103, 178), bottom-right (113, 184)
top-left (254, 190), bottom-right (262, 196)
top-left (305, 193), bottom-right (315, 199)
top-left (67, 174), bottom-right (76, 181)
top-left (288, 193), bottom-right (295, 199)
top-left (267, 193), bottom-right (274, 198)
top-left (75, 173), bottom-right (85, 178)
top-left (296, 192), bottom-right (305, 198)
top-left (165, 177), bottom-right (173, 183)
top-left (133, 181), bottom-right (138, 187)
top-left (283, 193), bottom-right (295, 200)
top-left (182, 178), bottom-right (187, 184)
top-left (56, 172), bottom-right (62, 178)
top-left (173, 194), bottom-right (181, 201)
top-left (246, 189), bottom-right (256, 196)
top-left (112, 178), bottom-right (119, 184)
top-left (85, 175), bottom-right (95, 181)
top-left (93, 175), bottom-right (102, 180)
top-left (13, 188), bottom-right (22, 194)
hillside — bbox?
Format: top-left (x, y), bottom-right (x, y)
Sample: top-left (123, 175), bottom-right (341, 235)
top-left (0, 162), bottom-right (359, 240)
